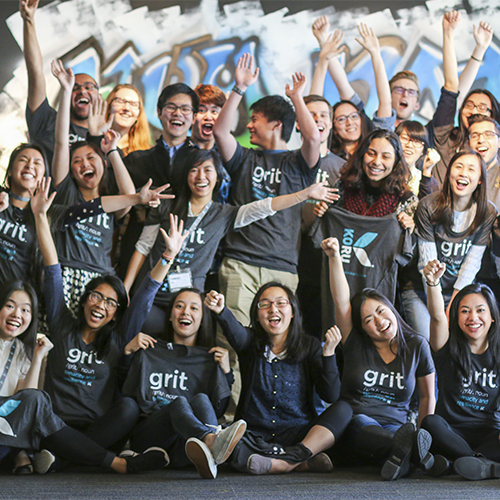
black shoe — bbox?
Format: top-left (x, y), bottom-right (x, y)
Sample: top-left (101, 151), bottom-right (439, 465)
top-left (125, 447), bottom-right (169, 473)
top-left (429, 455), bottom-right (451, 477)
top-left (454, 456), bottom-right (500, 480)
top-left (412, 428), bottom-right (434, 471)
top-left (381, 423), bottom-right (415, 481)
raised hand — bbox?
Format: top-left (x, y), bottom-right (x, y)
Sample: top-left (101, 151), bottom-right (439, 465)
top-left (34, 334), bottom-right (54, 358)
top-left (321, 237), bottom-right (340, 259)
top-left (319, 30), bottom-right (345, 62)
top-left (443, 10), bottom-right (461, 34)
top-left (137, 179), bottom-right (175, 207)
top-left (124, 332), bottom-right (157, 355)
top-left (422, 148), bottom-right (440, 176)
top-left (355, 23), bottom-right (380, 55)
top-left (234, 53), bottom-right (260, 90)
top-left (312, 15), bottom-right (330, 46)
top-left (305, 181), bottom-right (339, 203)
top-left (423, 259), bottom-right (446, 286)
top-left (209, 346), bottom-right (230, 373)
top-left (101, 129), bottom-right (121, 155)
top-left (205, 290), bottom-right (225, 315)
top-left (473, 21), bottom-right (493, 51)
top-left (51, 59), bottom-right (74, 92)
top-left (159, 214), bottom-right (190, 260)
top-left (88, 96), bottom-right (113, 137)
top-left (323, 325), bottom-right (342, 356)
top-left (30, 177), bottom-right (56, 217)
top-left (19, 0), bottom-right (39, 22)
top-left (397, 212), bottom-right (415, 232)
top-left (285, 72), bottom-right (307, 100)
top-left (0, 192), bottom-right (9, 213)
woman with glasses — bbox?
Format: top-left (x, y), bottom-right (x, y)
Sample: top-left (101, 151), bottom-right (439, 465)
top-left (204, 283), bottom-right (352, 475)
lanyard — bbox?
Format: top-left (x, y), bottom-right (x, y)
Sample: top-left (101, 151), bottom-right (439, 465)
top-left (0, 339), bottom-right (18, 393)
top-left (179, 200), bottom-right (213, 254)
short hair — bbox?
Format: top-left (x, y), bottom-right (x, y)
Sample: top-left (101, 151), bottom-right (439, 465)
top-left (75, 73), bottom-right (99, 89)
top-left (389, 71), bottom-right (420, 94)
top-left (3, 143), bottom-right (48, 190)
top-left (157, 83), bottom-right (199, 114)
top-left (467, 114), bottom-right (500, 136)
top-left (250, 95), bottom-right (296, 142)
top-left (194, 84), bottom-right (226, 108)
top-left (304, 94), bottom-right (333, 120)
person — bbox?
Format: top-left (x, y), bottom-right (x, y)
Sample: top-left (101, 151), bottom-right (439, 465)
top-left (31, 175), bottom-right (181, 469)
top-left (0, 278), bottom-right (169, 475)
top-left (403, 150), bottom-right (496, 339)
top-left (421, 260), bottom-right (500, 480)
top-left (310, 21), bottom-right (395, 159)
top-left (205, 283), bottom-right (353, 475)
top-left (21, 0), bottom-right (99, 165)
top-left (122, 287), bottom-right (246, 479)
top-left (123, 146), bottom-right (336, 336)
top-left (321, 236), bottom-right (435, 480)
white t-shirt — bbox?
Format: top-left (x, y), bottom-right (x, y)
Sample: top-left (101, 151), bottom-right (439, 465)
top-left (0, 339), bottom-right (30, 397)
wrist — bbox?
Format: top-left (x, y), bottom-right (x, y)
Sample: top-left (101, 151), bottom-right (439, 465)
top-left (426, 279), bottom-right (441, 287)
top-left (471, 47), bottom-right (486, 60)
top-left (232, 84), bottom-right (247, 95)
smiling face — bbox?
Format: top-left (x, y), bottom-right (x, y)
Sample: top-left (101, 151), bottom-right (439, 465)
top-left (71, 74), bottom-right (99, 121)
top-left (391, 78), bottom-right (420, 121)
top-left (256, 286), bottom-right (293, 339)
top-left (461, 93), bottom-right (492, 129)
top-left (187, 159), bottom-right (218, 201)
top-left (246, 111), bottom-right (278, 149)
top-left (448, 154), bottom-right (482, 203)
top-left (305, 100), bottom-right (333, 145)
top-left (170, 291), bottom-right (203, 345)
top-left (71, 145), bottom-right (104, 190)
top-left (399, 128), bottom-right (424, 168)
top-left (362, 137), bottom-right (396, 186)
top-left (110, 87), bottom-right (141, 133)
top-left (9, 148), bottom-right (45, 195)
top-left (469, 121), bottom-right (499, 168)
top-left (191, 103), bottom-right (221, 146)
top-left (158, 93), bottom-right (195, 144)
top-left (458, 293), bottom-right (493, 348)
top-left (360, 298), bottom-right (398, 344)
top-left (0, 290), bottom-right (32, 342)
top-left (83, 283), bottom-right (118, 331)
top-left (333, 103), bottom-right (361, 144)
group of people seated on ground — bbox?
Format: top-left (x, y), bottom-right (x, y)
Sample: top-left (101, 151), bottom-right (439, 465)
top-left (1, 0), bottom-right (500, 482)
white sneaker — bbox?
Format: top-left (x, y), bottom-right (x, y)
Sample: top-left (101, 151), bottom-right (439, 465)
top-left (209, 419), bottom-right (247, 465)
top-left (185, 438), bottom-right (217, 479)
top-left (33, 449), bottom-right (56, 474)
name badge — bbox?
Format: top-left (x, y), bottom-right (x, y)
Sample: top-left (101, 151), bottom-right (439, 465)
top-left (167, 269), bottom-right (193, 292)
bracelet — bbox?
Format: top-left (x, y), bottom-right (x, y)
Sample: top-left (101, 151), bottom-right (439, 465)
top-left (471, 55), bottom-right (482, 62)
top-left (426, 280), bottom-right (440, 287)
top-left (107, 148), bottom-right (118, 155)
top-left (295, 193), bottom-right (302, 203)
top-left (161, 253), bottom-right (174, 266)
top-left (232, 85), bottom-right (245, 96)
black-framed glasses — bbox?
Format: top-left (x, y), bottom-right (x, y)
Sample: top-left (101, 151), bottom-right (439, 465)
top-left (257, 299), bottom-right (290, 310)
top-left (464, 101), bottom-right (492, 114)
top-left (73, 83), bottom-right (99, 92)
top-left (392, 86), bottom-right (419, 97)
top-left (88, 291), bottom-right (119, 311)
top-left (112, 97), bottom-right (140, 109)
top-left (470, 130), bottom-right (498, 141)
top-left (334, 112), bottom-right (361, 125)
top-left (399, 134), bottom-right (424, 147)
top-left (163, 103), bottom-right (195, 115)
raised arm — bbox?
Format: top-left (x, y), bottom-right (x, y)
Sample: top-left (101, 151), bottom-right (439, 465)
top-left (16, 335), bottom-right (53, 391)
top-left (442, 11), bottom-right (461, 93)
top-left (457, 21), bottom-right (493, 103)
top-left (51, 60), bottom-right (74, 187)
top-left (311, 16), bottom-right (354, 100)
top-left (321, 237), bottom-right (352, 343)
top-left (21, 0), bottom-right (46, 113)
top-left (213, 53), bottom-right (259, 163)
top-left (286, 73), bottom-right (320, 167)
top-left (423, 260), bottom-right (449, 352)
top-left (355, 23), bottom-right (392, 119)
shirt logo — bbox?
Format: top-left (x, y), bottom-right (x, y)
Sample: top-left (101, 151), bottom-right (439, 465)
top-left (340, 228), bottom-right (378, 267)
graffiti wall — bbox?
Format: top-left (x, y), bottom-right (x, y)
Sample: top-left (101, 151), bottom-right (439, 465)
top-left (1, 0), bottom-right (500, 169)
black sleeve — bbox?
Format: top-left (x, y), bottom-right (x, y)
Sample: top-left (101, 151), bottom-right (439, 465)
top-left (215, 307), bottom-right (255, 353)
top-left (418, 176), bottom-right (439, 199)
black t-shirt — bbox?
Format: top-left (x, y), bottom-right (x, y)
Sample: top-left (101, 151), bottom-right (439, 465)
top-left (222, 143), bottom-right (318, 273)
top-left (340, 330), bottom-right (435, 426)
top-left (434, 341), bottom-right (500, 432)
top-left (53, 175), bottom-right (117, 274)
top-left (122, 341), bottom-right (231, 415)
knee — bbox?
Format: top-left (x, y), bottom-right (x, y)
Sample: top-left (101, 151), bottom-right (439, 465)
top-left (15, 388), bottom-right (50, 406)
top-left (190, 393), bottom-right (211, 407)
top-left (116, 397), bottom-right (140, 420)
top-left (168, 395), bottom-right (189, 411)
top-left (420, 414), bottom-right (442, 433)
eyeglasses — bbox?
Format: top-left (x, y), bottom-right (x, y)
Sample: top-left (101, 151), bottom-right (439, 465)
top-left (112, 97), bottom-right (140, 109)
top-left (334, 112), bottom-right (361, 125)
top-left (73, 83), bottom-right (99, 92)
top-left (257, 299), bottom-right (290, 310)
top-left (163, 103), bottom-right (195, 115)
top-left (88, 291), bottom-right (119, 311)
top-left (392, 86), bottom-right (419, 97)
top-left (399, 135), bottom-right (424, 147)
top-left (470, 130), bottom-right (498, 141)
top-left (464, 101), bottom-right (492, 114)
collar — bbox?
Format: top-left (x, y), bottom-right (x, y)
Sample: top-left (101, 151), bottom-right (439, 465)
top-left (162, 138), bottom-right (186, 159)
top-left (264, 345), bottom-right (287, 363)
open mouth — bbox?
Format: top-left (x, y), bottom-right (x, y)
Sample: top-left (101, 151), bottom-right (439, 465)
top-left (195, 182), bottom-right (209, 188)
top-left (201, 123), bottom-right (213, 134)
top-left (75, 97), bottom-right (90, 109)
top-left (368, 165), bottom-right (384, 176)
top-left (456, 178), bottom-right (469, 190)
top-left (90, 310), bottom-right (104, 320)
top-left (400, 100), bottom-right (408, 109)
top-left (82, 168), bottom-right (95, 179)
top-left (21, 172), bottom-right (35, 180)
top-left (170, 120), bottom-right (184, 128)
top-left (477, 146), bottom-right (488, 154)
top-left (379, 322), bottom-right (391, 333)
top-left (6, 320), bottom-right (21, 330)
top-left (178, 318), bottom-right (192, 326)
top-left (269, 315), bottom-right (281, 327)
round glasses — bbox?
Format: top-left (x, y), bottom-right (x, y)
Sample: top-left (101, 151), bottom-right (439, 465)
top-left (88, 291), bottom-right (119, 311)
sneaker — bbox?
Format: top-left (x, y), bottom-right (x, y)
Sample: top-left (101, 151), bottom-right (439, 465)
top-left (412, 428), bottom-right (434, 471)
top-left (185, 438), bottom-right (217, 479)
top-left (125, 447), bottom-right (169, 473)
top-left (429, 454), bottom-right (451, 477)
top-left (381, 423), bottom-right (415, 481)
top-left (454, 456), bottom-right (500, 480)
top-left (247, 454), bottom-right (272, 475)
top-left (119, 449), bottom-right (138, 459)
top-left (34, 449), bottom-right (56, 475)
top-left (306, 452), bottom-right (333, 472)
top-left (209, 420), bottom-right (247, 465)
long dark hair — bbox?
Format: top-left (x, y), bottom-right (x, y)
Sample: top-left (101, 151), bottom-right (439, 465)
top-left (395, 120), bottom-right (429, 169)
top-left (159, 288), bottom-right (215, 348)
top-left (451, 89), bottom-right (500, 150)
top-left (76, 275), bottom-right (128, 359)
top-left (340, 129), bottom-right (410, 196)
top-left (69, 141), bottom-right (109, 196)
top-left (330, 100), bottom-right (370, 159)
top-left (3, 143), bottom-right (49, 190)
top-left (249, 282), bottom-right (306, 363)
top-left (448, 283), bottom-right (500, 379)
top-left (0, 281), bottom-right (38, 361)
top-left (431, 150), bottom-right (488, 237)
top-left (169, 147), bottom-right (225, 221)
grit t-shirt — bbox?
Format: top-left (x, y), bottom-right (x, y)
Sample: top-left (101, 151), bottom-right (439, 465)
top-left (340, 330), bottom-right (435, 426)
top-left (122, 341), bottom-right (231, 415)
top-left (222, 143), bottom-right (318, 273)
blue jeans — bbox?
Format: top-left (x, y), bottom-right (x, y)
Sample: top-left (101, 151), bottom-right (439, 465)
top-left (349, 414), bottom-right (401, 435)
